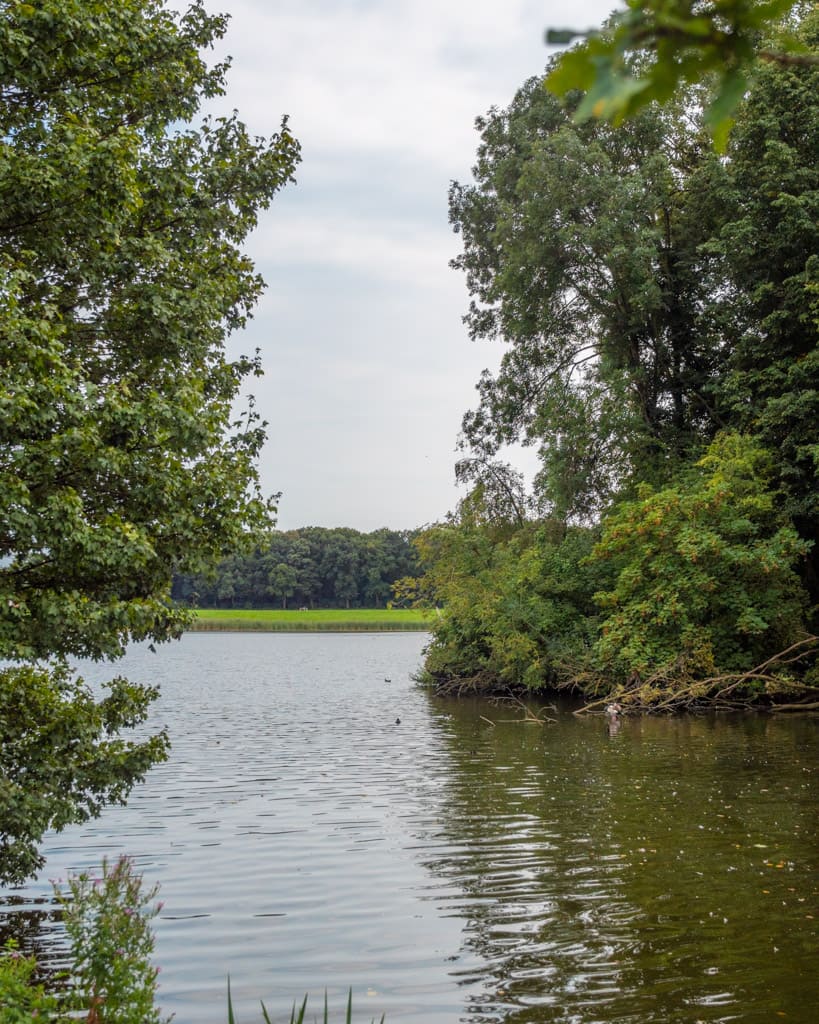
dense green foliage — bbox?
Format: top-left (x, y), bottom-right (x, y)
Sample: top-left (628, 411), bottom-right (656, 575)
top-left (420, 515), bottom-right (603, 692)
top-left (0, 0), bottom-right (298, 883)
top-left (546, 0), bottom-right (818, 148)
top-left (0, 856), bottom-right (165, 1023)
top-left (449, 75), bottom-right (732, 520)
top-left (0, 664), bottom-right (167, 884)
top-left (592, 434), bottom-right (810, 685)
top-left (0, 942), bottom-right (60, 1021)
top-left (173, 528), bottom-right (422, 610)
top-left (421, 7), bottom-right (818, 708)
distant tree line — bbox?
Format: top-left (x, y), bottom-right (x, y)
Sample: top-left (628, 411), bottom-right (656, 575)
top-left (172, 527), bottom-right (423, 609)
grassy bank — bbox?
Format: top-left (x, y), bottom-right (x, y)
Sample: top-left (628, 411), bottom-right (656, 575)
top-left (187, 608), bottom-right (434, 632)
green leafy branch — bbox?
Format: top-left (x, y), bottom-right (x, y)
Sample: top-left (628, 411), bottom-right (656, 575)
top-left (545, 1), bottom-right (817, 148)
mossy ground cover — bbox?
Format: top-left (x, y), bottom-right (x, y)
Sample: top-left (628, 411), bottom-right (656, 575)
top-left (188, 608), bottom-right (434, 632)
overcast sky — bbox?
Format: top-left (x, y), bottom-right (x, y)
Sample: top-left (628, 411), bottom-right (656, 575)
top-left (203, 0), bottom-right (619, 531)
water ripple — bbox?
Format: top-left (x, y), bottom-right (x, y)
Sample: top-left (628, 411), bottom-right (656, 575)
top-left (1, 633), bottom-right (817, 1024)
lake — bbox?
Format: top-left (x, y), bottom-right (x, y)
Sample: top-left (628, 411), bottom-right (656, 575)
top-left (2, 632), bottom-right (817, 1023)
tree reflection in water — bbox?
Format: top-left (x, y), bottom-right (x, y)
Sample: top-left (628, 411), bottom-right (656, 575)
top-left (421, 697), bottom-right (819, 1023)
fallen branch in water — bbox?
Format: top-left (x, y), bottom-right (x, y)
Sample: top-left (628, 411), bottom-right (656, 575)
top-left (491, 694), bottom-right (557, 724)
top-left (769, 700), bottom-right (819, 712)
top-left (574, 635), bottom-right (819, 715)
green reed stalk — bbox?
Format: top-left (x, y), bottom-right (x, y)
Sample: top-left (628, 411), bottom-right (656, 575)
top-left (228, 982), bottom-right (385, 1024)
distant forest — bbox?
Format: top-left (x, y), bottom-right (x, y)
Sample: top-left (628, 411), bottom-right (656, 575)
top-left (172, 527), bottom-right (422, 609)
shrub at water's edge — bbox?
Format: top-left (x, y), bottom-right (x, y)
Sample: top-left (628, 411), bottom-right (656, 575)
top-left (418, 435), bottom-right (818, 712)
top-left (0, 856), bottom-right (167, 1024)
top-left (0, 943), bottom-right (61, 1020)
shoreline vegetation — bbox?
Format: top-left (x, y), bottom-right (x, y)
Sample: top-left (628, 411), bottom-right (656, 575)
top-left (187, 608), bottom-right (434, 632)
top-left (413, 8), bottom-right (819, 716)
top-left (3, 1), bottom-right (814, 1022)
top-left (419, 634), bottom-right (819, 715)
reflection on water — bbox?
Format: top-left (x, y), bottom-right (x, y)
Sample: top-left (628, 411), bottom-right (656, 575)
top-left (1, 634), bottom-right (817, 1023)
top-left (425, 698), bottom-right (818, 1023)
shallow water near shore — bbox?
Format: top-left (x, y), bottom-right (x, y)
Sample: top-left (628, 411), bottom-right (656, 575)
top-left (2, 632), bottom-right (817, 1023)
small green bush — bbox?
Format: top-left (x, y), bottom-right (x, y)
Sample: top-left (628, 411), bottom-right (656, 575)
top-left (590, 433), bottom-right (811, 687)
top-left (0, 941), bottom-right (60, 1022)
top-left (56, 856), bottom-right (169, 1024)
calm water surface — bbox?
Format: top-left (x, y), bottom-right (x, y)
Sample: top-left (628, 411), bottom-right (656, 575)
top-left (2, 633), bottom-right (817, 1023)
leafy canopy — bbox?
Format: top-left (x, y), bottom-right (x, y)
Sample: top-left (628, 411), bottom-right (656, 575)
top-left (422, 6), bottom-right (818, 706)
top-left (449, 72), bottom-right (730, 522)
top-left (546, 1), bottom-right (818, 149)
top-left (0, 0), bottom-right (299, 883)
top-left (590, 432), bottom-right (810, 683)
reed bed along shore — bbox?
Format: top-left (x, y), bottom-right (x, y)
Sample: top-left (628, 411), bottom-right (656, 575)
top-left (187, 609), bottom-right (433, 632)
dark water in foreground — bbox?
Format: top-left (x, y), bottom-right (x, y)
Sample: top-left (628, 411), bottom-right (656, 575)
top-left (2, 633), bottom-right (817, 1023)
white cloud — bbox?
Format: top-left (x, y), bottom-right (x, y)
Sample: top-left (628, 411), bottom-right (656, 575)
top-left (212, 0), bottom-right (617, 168)
top-left (252, 209), bottom-right (454, 289)
top-left (197, 0), bottom-right (620, 529)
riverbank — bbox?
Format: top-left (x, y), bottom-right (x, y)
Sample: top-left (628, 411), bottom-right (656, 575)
top-left (187, 608), bottom-right (434, 632)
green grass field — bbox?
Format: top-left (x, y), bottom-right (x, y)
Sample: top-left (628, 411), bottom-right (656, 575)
top-left (188, 608), bottom-right (434, 632)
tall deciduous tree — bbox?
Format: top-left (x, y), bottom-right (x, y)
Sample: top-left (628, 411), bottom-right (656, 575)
top-left (715, 10), bottom-right (819, 604)
top-left (423, 7), bottom-right (817, 704)
top-left (450, 75), bottom-right (729, 520)
top-left (0, 0), bottom-right (299, 883)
